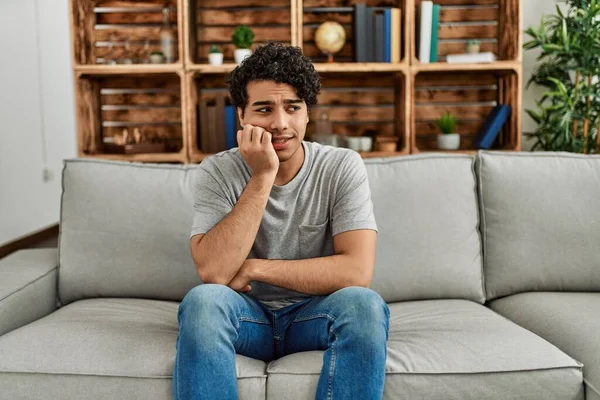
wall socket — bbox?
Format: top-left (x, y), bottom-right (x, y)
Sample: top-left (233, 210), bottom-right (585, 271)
top-left (42, 167), bottom-right (53, 182)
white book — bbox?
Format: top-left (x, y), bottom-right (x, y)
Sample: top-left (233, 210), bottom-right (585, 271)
top-left (446, 52), bottom-right (497, 64)
top-left (418, 1), bottom-right (433, 64)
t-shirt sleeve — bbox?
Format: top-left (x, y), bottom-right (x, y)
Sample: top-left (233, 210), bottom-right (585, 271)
top-left (331, 151), bottom-right (378, 236)
top-left (190, 165), bottom-right (233, 239)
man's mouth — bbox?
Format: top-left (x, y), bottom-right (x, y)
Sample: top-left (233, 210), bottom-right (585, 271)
top-left (272, 137), bottom-right (292, 144)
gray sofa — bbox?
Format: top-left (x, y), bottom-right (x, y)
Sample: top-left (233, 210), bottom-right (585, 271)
top-left (0, 150), bottom-right (598, 400)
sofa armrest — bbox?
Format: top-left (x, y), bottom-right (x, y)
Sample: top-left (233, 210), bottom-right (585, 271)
top-left (0, 248), bottom-right (58, 337)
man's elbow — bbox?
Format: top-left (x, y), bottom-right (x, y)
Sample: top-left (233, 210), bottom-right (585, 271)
top-left (196, 264), bottom-right (230, 285)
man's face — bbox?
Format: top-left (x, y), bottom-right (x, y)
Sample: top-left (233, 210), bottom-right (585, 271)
top-left (238, 80), bottom-right (309, 163)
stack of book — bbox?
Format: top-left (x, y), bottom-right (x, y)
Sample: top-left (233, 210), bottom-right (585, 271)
top-left (353, 3), bottom-right (402, 63)
top-left (198, 93), bottom-right (239, 153)
top-left (417, 1), bottom-right (497, 64)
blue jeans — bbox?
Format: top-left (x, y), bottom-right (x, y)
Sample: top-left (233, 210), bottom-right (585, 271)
top-left (173, 284), bottom-right (390, 400)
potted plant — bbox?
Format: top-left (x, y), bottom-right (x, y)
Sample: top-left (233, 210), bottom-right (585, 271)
top-left (149, 51), bottom-right (164, 64)
top-left (436, 112), bottom-right (460, 150)
top-left (208, 45), bottom-right (223, 66)
top-left (465, 39), bottom-right (481, 54)
top-left (524, 0), bottom-right (600, 153)
top-left (232, 25), bottom-right (255, 64)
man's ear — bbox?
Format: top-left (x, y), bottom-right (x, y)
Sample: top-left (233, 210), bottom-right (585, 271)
top-left (237, 107), bottom-right (244, 128)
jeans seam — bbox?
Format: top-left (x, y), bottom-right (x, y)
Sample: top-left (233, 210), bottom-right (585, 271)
top-left (326, 328), bottom-right (338, 400)
top-left (239, 316), bottom-right (270, 325)
top-left (292, 313), bottom-right (335, 324)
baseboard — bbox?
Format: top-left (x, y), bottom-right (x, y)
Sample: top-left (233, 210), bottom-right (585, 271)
top-left (0, 224), bottom-right (59, 260)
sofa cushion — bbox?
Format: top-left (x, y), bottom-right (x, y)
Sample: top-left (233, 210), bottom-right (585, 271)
top-left (477, 151), bottom-right (600, 300)
top-left (490, 292), bottom-right (600, 400)
top-left (364, 155), bottom-right (484, 303)
top-left (0, 298), bottom-right (266, 400)
top-left (266, 300), bottom-right (583, 400)
top-left (59, 159), bottom-right (201, 304)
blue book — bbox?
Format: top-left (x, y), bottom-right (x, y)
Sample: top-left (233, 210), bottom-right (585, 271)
top-left (429, 4), bottom-right (440, 62)
top-left (224, 105), bottom-right (237, 149)
top-left (474, 105), bottom-right (511, 149)
top-left (384, 8), bottom-right (392, 62)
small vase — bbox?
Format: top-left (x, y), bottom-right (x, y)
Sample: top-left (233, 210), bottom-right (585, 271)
top-left (234, 48), bottom-right (252, 64)
top-left (208, 53), bottom-right (223, 66)
top-left (466, 43), bottom-right (480, 54)
top-left (437, 133), bottom-right (460, 150)
top-left (149, 54), bottom-right (164, 64)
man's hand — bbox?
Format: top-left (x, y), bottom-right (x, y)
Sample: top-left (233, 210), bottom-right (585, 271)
top-left (237, 124), bottom-right (279, 178)
top-left (227, 259), bottom-right (258, 293)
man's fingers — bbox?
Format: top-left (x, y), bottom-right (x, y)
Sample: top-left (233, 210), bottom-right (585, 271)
top-left (236, 129), bottom-right (243, 147)
top-left (261, 130), bottom-right (272, 145)
top-left (239, 285), bottom-right (252, 293)
top-left (251, 127), bottom-right (264, 144)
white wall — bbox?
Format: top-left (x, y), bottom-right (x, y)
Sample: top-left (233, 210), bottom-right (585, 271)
top-left (0, 0), bottom-right (76, 246)
top-left (0, 0), bottom-right (559, 245)
top-left (521, 0), bottom-right (564, 150)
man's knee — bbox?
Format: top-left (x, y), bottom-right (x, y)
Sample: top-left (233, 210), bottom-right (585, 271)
top-left (179, 284), bottom-right (238, 318)
top-left (330, 287), bottom-right (389, 334)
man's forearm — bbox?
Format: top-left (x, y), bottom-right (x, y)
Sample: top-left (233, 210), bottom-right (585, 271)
top-left (194, 174), bottom-right (274, 284)
top-left (247, 255), bottom-right (371, 296)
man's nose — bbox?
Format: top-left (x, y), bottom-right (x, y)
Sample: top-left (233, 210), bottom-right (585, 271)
top-left (269, 109), bottom-right (289, 133)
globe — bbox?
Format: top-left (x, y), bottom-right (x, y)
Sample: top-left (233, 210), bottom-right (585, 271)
top-left (314, 21), bottom-right (346, 63)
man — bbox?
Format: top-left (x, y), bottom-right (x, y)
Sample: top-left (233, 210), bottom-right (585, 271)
top-left (174, 42), bottom-right (390, 400)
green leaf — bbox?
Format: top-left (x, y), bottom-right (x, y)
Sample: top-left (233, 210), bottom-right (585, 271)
top-left (526, 109), bottom-right (543, 124)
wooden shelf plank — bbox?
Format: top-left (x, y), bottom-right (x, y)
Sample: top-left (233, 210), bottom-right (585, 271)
top-left (74, 64), bottom-right (184, 75)
top-left (359, 151), bottom-right (405, 158)
top-left (314, 62), bottom-right (409, 73)
top-left (80, 152), bottom-right (186, 163)
top-left (411, 60), bottom-right (520, 73)
top-left (187, 62), bottom-right (409, 74)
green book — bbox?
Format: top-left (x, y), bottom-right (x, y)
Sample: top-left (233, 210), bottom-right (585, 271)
top-left (430, 4), bottom-right (440, 63)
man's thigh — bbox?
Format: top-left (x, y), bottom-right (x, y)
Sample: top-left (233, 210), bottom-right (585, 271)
top-left (233, 292), bottom-right (276, 362)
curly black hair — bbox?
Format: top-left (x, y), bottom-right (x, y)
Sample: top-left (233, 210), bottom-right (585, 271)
top-left (227, 42), bottom-right (321, 116)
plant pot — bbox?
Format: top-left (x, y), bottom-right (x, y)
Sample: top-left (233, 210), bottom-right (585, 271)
top-left (437, 133), bottom-right (460, 150)
top-left (149, 54), bottom-right (164, 64)
top-left (466, 43), bottom-right (480, 54)
top-left (234, 48), bottom-right (252, 64)
top-left (208, 52), bottom-right (223, 66)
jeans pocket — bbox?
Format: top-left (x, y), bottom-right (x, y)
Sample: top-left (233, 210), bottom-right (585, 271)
top-left (299, 219), bottom-right (333, 259)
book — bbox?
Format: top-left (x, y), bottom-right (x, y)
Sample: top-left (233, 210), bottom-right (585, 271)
top-left (474, 105), bottom-right (511, 149)
top-left (391, 8), bottom-right (401, 63)
top-left (374, 10), bottom-right (385, 62)
top-left (418, 1), bottom-right (433, 64)
top-left (446, 51), bottom-right (497, 64)
top-left (429, 4), bottom-right (440, 63)
top-left (353, 3), bottom-right (367, 62)
top-left (366, 7), bottom-right (375, 62)
top-left (224, 105), bottom-right (237, 149)
top-left (384, 8), bottom-right (392, 62)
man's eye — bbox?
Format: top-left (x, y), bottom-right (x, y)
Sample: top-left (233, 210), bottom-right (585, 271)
top-left (256, 108), bottom-right (270, 113)
top-left (289, 106), bottom-right (301, 112)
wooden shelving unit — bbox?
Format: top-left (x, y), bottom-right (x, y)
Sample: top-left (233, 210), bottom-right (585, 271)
top-left (69, 0), bottom-right (522, 163)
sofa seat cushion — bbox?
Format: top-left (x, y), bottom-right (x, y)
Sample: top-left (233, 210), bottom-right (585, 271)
top-left (0, 298), bottom-right (266, 400)
top-left (491, 292), bottom-right (600, 400)
top-left (266, 300), bottom-right (583, 400)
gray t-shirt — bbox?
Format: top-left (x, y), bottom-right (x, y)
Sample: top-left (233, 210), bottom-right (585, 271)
top-left (190, 141), bottom-right (377, 309)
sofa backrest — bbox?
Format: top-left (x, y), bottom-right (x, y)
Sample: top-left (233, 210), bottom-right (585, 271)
top-left (58, 159), bottom-right (201, 305)
top-left (59, 154), bottom-right (485, 305)
top-left (364, 155), bottom-right (485, 303)
top-left (478, 151), bottom-right (600, 300)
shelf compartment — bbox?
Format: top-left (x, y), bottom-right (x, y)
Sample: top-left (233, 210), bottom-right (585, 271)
top-left (300, 0), bottom-right (408, 63)
top-left (411, 70), bottom-right (521, 153)
top-left (311, 71), bottom-right (409, 154)
top-left (412, 0), bottom-right (521, 64)
top-left (189, 0), bottom-right (294, 64)
top-left (70, 0), bottom-right (183, 66)
top-left (75, 72), bottom-right (187, 161)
